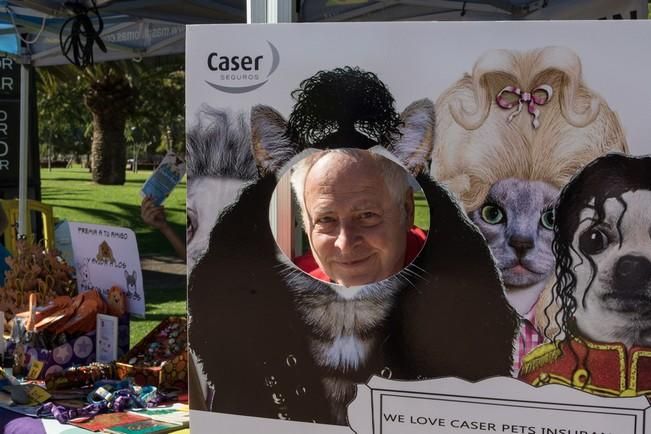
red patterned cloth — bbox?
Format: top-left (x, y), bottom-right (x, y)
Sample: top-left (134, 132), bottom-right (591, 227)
top-left (519, 336), bottom-right (651, 397)
top-left (512, 307), bottom-right (542, 374)
top-left (294, 226), bottom-right (427, 282)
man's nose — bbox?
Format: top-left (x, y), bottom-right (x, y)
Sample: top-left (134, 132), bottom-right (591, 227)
top-left (334, 221), bottom-right (361, 251)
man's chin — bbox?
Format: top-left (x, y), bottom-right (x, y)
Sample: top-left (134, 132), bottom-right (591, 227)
top-left (331, 273), bottom-right (376, 287)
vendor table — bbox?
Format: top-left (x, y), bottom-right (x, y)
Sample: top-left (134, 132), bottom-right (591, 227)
top-left (0, 404), bottom-right (190, 433)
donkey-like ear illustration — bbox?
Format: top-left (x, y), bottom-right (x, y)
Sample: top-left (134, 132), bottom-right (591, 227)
top-left (251, 105), bottom-right (297, 176)
top-left (388, 98), bottom-right (435, 175)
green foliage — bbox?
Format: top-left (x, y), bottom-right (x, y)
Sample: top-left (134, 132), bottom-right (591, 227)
top-left (129, 66), bottom-right (185, 156)
top-left (36, 57), bottom-right (185, 162)
top-left (37, 70), bottom-right (92, 158)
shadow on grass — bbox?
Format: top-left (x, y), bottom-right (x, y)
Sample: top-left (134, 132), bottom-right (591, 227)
top-left (48, 199), bottom-right (186, 256)
top-left (131, 313), bottom-right (186, 324)
top-left (144, 286), bottom-right (186, 305)
top-left (40, 177), bottom-right (158, 186)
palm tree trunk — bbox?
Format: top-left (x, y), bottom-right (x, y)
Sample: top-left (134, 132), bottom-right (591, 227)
top-left (90, 110), bottom-right (128, 184)
top-left (85, 71), bottom-right (135, 185)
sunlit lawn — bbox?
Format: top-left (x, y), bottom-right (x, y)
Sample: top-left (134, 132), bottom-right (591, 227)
top-left (414, 191), bottom-right (430, 230)
top-left (40, 167), bottom-right (186, 344)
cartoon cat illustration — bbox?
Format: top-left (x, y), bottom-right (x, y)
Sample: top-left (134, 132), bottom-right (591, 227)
top-left (433, 46), bottom-right (629, 371)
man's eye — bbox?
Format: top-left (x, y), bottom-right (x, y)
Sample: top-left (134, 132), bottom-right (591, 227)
top-left (359, 212), bottom-right (378, 220)
top-left (316, 216), bottom-right (335, 224)
top-left (579, 228), bottom-right (609, 255)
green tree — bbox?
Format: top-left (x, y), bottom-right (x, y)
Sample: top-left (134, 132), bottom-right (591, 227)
top-left (37, 69), bottom-right (92, 161)
top-left (37, 57), bottom-right (184, 184)
top-left (129, 63), bottom-right (185, 156)
top-left (83, 64), bottom-right (136, 184)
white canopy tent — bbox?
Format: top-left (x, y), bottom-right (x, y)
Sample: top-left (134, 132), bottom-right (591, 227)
top-left (0, 0), bottom-right (645, 242)
top-left (0, 0), bottom-right (245, 238)
top-left (298, 0), bottom-right (647, 22)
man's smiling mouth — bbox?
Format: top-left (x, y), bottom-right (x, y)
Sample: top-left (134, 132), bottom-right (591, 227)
top-left (336, 256), bottom-right (373, 267)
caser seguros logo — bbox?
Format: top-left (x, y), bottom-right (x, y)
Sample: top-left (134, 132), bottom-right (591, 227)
top-left (205, 40), bottom-right (279, 94)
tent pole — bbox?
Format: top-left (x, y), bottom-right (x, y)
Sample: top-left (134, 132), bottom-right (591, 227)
top-left (18, 63), bottom-right (29, 239)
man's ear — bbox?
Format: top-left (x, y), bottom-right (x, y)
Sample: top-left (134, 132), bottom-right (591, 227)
top-left (251, 105), bottom-right (297, 176)
top-left (388, 99), bottom-right (435, 176)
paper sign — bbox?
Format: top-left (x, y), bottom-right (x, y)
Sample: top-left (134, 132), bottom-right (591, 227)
top-left (26, 360), bottom-right (43, 380)
top-left (140, 151), bottom-right (186, 206)
top-left (66, 222), bottom-right (145, 317)
top-left (96, 313), bottom-right (118, 363)
top-left (25, 384), bottom-right (51, 405)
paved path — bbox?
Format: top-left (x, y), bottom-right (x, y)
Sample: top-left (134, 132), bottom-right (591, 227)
top-left (140, 255), bottom-right (186, 290)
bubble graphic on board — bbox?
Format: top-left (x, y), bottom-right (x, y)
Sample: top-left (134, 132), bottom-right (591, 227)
top-left (53, 343), bottom-right (73, 364)
top-left (27, 348), bottom-right (38, 363)
top-left (45, 365), bottom-right (63, 377)
top-left (74, 336), bottom-right (93, 358)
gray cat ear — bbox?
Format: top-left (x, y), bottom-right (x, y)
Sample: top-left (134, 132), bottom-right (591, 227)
top-left (251, 105), bottom-right (296, 176)
top-left (388, 99), bottom-right (435, 175)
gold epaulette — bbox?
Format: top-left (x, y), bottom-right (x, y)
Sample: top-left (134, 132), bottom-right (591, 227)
top-left (520, 343), bottom-right (562, 376)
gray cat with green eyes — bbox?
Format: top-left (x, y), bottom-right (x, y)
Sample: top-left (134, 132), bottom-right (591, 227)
top-left (469, 178), bottom-right (558, 317)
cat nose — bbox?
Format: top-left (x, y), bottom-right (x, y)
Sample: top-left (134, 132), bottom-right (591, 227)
top-left (508, 235), bottom-right (534, 258)
top-left (614, 255), bottom-right (651, 292)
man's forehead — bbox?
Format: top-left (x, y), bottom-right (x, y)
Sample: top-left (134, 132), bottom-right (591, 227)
top-left (306, 153), bottom-right (383, 188)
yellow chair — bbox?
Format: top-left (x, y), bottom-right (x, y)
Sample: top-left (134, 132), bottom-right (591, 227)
top-left (0, 199), bottom-right (55, 255)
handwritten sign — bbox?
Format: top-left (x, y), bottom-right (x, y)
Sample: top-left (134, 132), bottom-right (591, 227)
top-left (61, 222), bottom-right (145, 317)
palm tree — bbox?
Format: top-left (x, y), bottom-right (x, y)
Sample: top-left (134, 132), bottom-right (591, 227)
top-left (37, 57), bottom-right (183, 185)
top-left (83, 64), bottom-right (135, 184)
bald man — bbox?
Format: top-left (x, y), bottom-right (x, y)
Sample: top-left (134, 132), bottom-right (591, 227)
top-left (291, 149), bottom-right (426, 287)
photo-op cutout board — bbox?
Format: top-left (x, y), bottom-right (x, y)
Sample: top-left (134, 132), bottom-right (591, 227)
top-left (186, 21), bottom-right (651, 434)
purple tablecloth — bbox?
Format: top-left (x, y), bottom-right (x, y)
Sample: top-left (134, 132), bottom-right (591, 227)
top-left (0, 408), bottom-right (46, 434)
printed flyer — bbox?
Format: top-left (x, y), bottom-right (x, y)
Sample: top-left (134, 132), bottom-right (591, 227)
top-left (186, 21), bottom-right (651, 433)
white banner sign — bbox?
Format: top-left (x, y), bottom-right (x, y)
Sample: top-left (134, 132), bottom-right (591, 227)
top-left (350, 377), bottom-right (650, 434)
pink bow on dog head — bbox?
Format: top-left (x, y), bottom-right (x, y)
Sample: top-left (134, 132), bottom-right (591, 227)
top-left (496, 85), bottom-right (553, 129)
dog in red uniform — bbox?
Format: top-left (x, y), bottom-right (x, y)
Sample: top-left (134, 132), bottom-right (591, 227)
top-left (520, 154), bottom-right (651, 397)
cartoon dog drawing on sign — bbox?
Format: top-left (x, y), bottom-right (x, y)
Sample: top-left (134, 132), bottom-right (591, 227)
top-left (96, 241), bottom-right (116, 264)
top-left (77, 258), bottom-right (92, 291)
top-left (189, 67), bottom-right (518, 424)
top-left (521, 154), bottom-right (651, 397)
top-left (124, 270), bottom-right (138, 299)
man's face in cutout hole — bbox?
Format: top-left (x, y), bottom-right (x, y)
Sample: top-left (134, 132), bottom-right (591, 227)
top-left (299, 150), bottom-right (416, 287)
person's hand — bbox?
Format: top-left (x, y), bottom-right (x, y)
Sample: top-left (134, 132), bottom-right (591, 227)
top-left (141, 197), bottom-right (169, 230)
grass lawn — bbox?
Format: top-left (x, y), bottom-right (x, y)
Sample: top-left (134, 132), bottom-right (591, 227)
top-left (414, 191), bottom-right (430, 230)
top-left (40, 167), bottom-right (186, 344)
top-left (40, 168), bottom-right (186, 257)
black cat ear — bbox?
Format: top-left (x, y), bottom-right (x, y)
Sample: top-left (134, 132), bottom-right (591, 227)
top-left (388, 99), bottom-right (435, 175)
top-left (251, 105), bottom-right (297, 176)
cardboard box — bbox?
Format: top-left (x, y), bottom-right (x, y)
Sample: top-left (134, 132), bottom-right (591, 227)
top-left (115, 317), bottom-right (186, 387)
